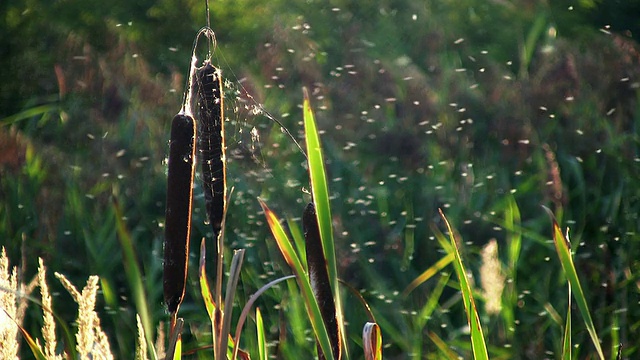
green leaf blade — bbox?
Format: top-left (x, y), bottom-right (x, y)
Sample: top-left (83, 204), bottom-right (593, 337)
top-left (439, 210), bottom-right (489, 360)
top-left (546, 209), bottom-right (604, 360)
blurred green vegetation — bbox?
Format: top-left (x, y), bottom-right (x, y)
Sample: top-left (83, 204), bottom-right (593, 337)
top-left (1, 0), bottom-right (639, 358)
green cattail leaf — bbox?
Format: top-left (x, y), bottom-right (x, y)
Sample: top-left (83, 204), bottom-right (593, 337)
top-left (287, 216), bottom-right (307, 270)
top-left (172, 337), bottom-right (182, 360)
top-left (259, 199), bottom-right (335, 360)
top-left (363, 322), bottom-right (382, 360)
top-left (199, 237), bottom-right (216, 320)
top-left (257, 307), bottom-right (267, 360)
top-left (502, 195), bottom-right (521, 342)
top-left (439, 209), bottom-right (489, 360)
top-left (505, 196), bottom-right (522, 274)
top-left (302, 88), bottom-right (336, 295)
top-left (303, 88), bottom-right (346, 359)
top-left (544, 207), bottom-right (604, 359)
top-left (167, 318), bottom-right (184, 360)
top-left (562, 285), bottom-right (572, 360)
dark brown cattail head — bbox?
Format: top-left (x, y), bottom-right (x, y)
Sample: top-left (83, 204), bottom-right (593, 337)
top-left (304, 202), bottom-right (341, 360)
top-left (164, 112), bottom-right (197, 314)
top-left (197, 61), bottom-right (225, 244)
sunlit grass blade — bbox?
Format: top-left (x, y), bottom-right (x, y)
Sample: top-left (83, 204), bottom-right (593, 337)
top-left (402, 253), bottom-right (454, 297)
top-left (362, 322), bottom-right (382, 360)
top-left (256, 307), bottom-right (267, 360)
top-left (2, 309), bottom-right (47, 360)
top-left (338, 279), bottom-right (376, 322)
top-left (502, 195), bottom-right (521, 341)
top-left (173, 337), bottom-right (182, 360)
top-left (611, 316), bottom-right (620, 359)
top-left (439, 209), bottom-right (489, 360)
top-left (430, 222), bottom-right (454, 254)
top-left (199, 237), bottom-right (216, 320)
top-left (562, 284), bottom-right (571, 360)
top-left (287, 216), bottom-right (307, 270)
top-left (0, 103), bottom-right (60, 126)
top-left (543, 302), bottom-right (563, 328)
top-left (303, 87), bottom-right (346, 359)
top-left (428, 331), bottom-right (460, 360)
top-left (416, 272), bottom-right (451, 330)
top-left (504, 196), bottom-right (522, 274)
top-left (259, 199), bottom-right (334, 360)
top-left (113, 199), bottom-right (157, 360)
top-left (410, 274), bottom-right (453, 359)
top-left (304, 202), bottom-right (340, 360)
top-left (544, 207), bottom-right (604, 359)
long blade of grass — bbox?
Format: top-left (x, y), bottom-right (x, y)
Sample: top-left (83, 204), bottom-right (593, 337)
top-left (287, 216), bottom-right (307, 270)
top-left (402, 253), bottom-right (454, 297)
top-left (544, 207), bottom-right (604, 359)
top-left (428, 331), bottom-right (460, 360)
top-left (0, 103), bottom-right (59, 126)
top-left (303, 87), bottom-right (346, 359)
top-left (502, 196), bottom-right (521, 342)
top-left (416, 272), bottom-right (451, 330)
top-left (2, 308), bottom-right (47, 360)
top-left (256, 307), bottom-right (267, 360)
top-left (113, 199), bottom-right (157, 360)
top-left (259, 199), bottom-right (334, 360)
top-left (199, 237), bottom-right (216, 320)
top-left (561, 284), bottom-right (571, 360)
top-left (338, 279), bottom-right (376, 322)
top-left (504, 196), bottom-right (522, 274)
top-left (439, 209), bottom-right (489, 360)
top-left (172, 338), bottom-right (182, 360)
top-left (362, 322), bottom-right (382, 360)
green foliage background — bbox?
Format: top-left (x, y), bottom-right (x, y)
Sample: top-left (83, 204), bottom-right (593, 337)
top-left (1, 0), bottom-right (639, 358)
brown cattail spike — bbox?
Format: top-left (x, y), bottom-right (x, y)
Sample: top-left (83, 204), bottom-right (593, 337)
top-left (304, 202), bottom-right (341, 360)
top-left (163, 113), bottom-right (197, 314)
top-left (197, 61), bottom-right (225, 245)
